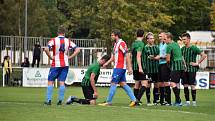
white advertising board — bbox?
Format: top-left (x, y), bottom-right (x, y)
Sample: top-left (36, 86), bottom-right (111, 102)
top-left (23, 68), bottom-right (209, 89)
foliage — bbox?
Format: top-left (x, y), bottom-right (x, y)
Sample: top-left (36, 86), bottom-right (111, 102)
top-left (0, 0), bottom-right (212, 45)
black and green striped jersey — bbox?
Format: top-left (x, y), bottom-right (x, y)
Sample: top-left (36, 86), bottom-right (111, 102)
top-left (143, 44), bottom-right (159, 74)
top-left (81, 62), bottom-right (101, 86)
top-left (181, 45), bottom-right (202, 72)
top-left (131, 40), bottom-right (145, 71)
top-left (166, 42), bottom-right (184, 71)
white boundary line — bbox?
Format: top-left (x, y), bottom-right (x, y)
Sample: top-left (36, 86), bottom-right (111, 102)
top-left (0, 101), bottom-right (210, 116)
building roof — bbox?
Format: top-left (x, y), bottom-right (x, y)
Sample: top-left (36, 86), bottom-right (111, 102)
top-left (187, 31), bottom-right (214, 42)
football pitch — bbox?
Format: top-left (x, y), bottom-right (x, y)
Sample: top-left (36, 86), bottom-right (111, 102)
top-left (0, 87), bottom-right (214, 121)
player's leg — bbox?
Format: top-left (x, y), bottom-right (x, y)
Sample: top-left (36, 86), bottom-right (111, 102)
top-left (152, 73), bottom-right (159, 105)
top-left (99, 69), bottom-right (119, 106)
top-left (57, 66), bottom-right (69, 105)
top-left (163, 64), bottom-right (171, 105)
top-left (133, 81), bottom-right (140, 99)
top-left (189, 72), bottom-right (197, 106)
top-left (164, 82), bottom-right (171, 105)
top-left (133, 71), bottom-right (141, 99)
top-left (182, 72), bottom-right (190, 106)
top-left (170, 71), bottom-right (182, 106)
top-left (45, 67), bottom-right (59, 105)
top-left (67, 86), bottom-right (95, 105)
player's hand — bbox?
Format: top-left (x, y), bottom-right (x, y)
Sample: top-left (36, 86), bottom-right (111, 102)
top-left (93, 92), bottom-right (98, 99)
top-left (190, 62), bottom-right (199, 67)
top-left (139, 68), bottom-right (144, 74)
top-left (148, 55), bottom-right (154, 60)
top-left (102, 63), bottom-right (108, 68)
top-left (68, 56), bottom-right (73, 60)
top-left (127, 68), bottom-right (133, 75)
top-left (50, 56), bottom-right (53, 60)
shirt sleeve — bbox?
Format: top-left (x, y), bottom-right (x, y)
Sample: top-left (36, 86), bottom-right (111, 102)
top-left (47, 39), bottom-right (54, 49)
top-left (166, 45), bottom-right (172, 55)
top-left (136, 44), bottom-right (144, 52)
top-left (119, 42), bottom-right (128, 54)
top-left (193, 46), bottom-right (202, 54)
top-left (91, 66), bottom-right (100, 75)
top-left (69, 40), bottom-right (78, 50)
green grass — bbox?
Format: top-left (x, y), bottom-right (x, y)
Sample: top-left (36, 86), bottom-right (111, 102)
top-left (0, 87), bottom-right (215, 121)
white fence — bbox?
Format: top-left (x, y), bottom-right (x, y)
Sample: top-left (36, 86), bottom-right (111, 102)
top-left (0, 35), bottom-right (106, 67)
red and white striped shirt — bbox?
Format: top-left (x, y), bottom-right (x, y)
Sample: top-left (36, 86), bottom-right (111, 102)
top-left (48, 35), bottom-right (77, 67)
top-left (113, 39), bottom-right (127, 69)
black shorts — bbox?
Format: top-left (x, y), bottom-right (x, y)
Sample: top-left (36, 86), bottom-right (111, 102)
top-left (181, 72), bottom-right (196, 85)
top-left (147, 73), bottom-right (158, 83)
top-left (133, 70), bottom-right (147, 81)
top-left (170, 70), bottom-right (183, 83)
top-left (82, 86), bottom-right (95, 100)
top-left (158, 63), bottom-right (170, 82)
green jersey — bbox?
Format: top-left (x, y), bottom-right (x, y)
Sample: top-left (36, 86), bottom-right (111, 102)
top-left (131, 40), bottom-right (145, 71)
top-left (81, 62), bottom-right (101, 86)
top-left (166, 41), bottom-right (184, 71)
top-left (144, 44), bottom-right (159, 74)
top-left (181, 45), bottom-right (202, 72)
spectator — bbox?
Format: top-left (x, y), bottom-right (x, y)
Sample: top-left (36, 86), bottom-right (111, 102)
top-left (21, 57), bottom-right (30, 67)
top-left (32, 41), bottom-right (41, 67)
top-left (2, 55), bottom-right (12, 86)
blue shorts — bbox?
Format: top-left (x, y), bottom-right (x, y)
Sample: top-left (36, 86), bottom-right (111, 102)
top-left (48, 66), bottom-right (69, 81)
top-left (111, 68), bottom-right (126, 84)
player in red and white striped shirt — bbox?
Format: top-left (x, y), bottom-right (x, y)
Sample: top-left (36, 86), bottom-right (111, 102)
top-left (99, 29), bottom-right (137, 107)
top-left (44, 27), bottom-right (80, 105)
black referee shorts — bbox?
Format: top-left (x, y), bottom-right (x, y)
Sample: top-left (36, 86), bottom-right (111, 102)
top-left (170, 70), bottom-right (183, 83)
top-left (148, 73), bottom-right (158, 83)
top-left (82, 86), bottom-right (96, 100)
top-left (181, 72), bottom-right (197, 85)
top-left (158, 63), bottom-right (170, 82)
top-left (133, 70), bottom-right (147, 81)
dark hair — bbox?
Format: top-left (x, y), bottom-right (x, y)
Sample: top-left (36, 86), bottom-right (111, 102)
top-left (2, 55), bottom-right (9, 67)
top-left (58, 26), bottom-right (66, 34)
top-left (145, 32), bottom-right (154, 39)
top-left (101, 55), bottom-right (110, 62)
top-left (166, 32), bottom-right (173, 40)
top-left (136, 29), bottom-right (144, 37)
top-left (111, 29), bottom-right (122, 38)
top-left (181, 33), bottom-right (191, 39)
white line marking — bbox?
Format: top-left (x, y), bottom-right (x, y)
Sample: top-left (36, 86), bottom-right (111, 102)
top-left (0, 101), bottom-right (209, 116)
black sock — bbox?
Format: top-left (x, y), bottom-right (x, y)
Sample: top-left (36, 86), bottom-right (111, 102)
top-left (146, 87), bottom-right (151, 103)
top-left (172, 87), bottom-right (181, 103)
top-left (165, 86), bottom-right (171, 104)
top-left (160, 87), bottom-right (165, 104)
top-left (191, 90), bottom-right (196, 101)
top-left (133, 88), bottom-right (139, 99)
top-left (137, 86), bottom-right (146, 101)
top-left (184, 87), bottom-right (190, 101)
top-left (153, 87), bottom-right (159, 103)
top-left (74, 98), bottom-right (90, 104)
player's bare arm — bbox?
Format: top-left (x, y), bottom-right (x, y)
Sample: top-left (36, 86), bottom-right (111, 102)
top-left (44, 47), bottom-right (53, 60)
top-left (68, 47), bottom-right (80, 60)
top-left (190, 52), bottom-right (207, 66)
top-left (90, 73), bottom-right (98, 98)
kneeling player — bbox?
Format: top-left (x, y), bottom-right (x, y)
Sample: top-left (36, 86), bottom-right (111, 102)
top-left (66, 55), bottom-right (110, 105)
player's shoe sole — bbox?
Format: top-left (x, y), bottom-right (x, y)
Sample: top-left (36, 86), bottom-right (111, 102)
top-left (98, 102), bottom-right (112, 106)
